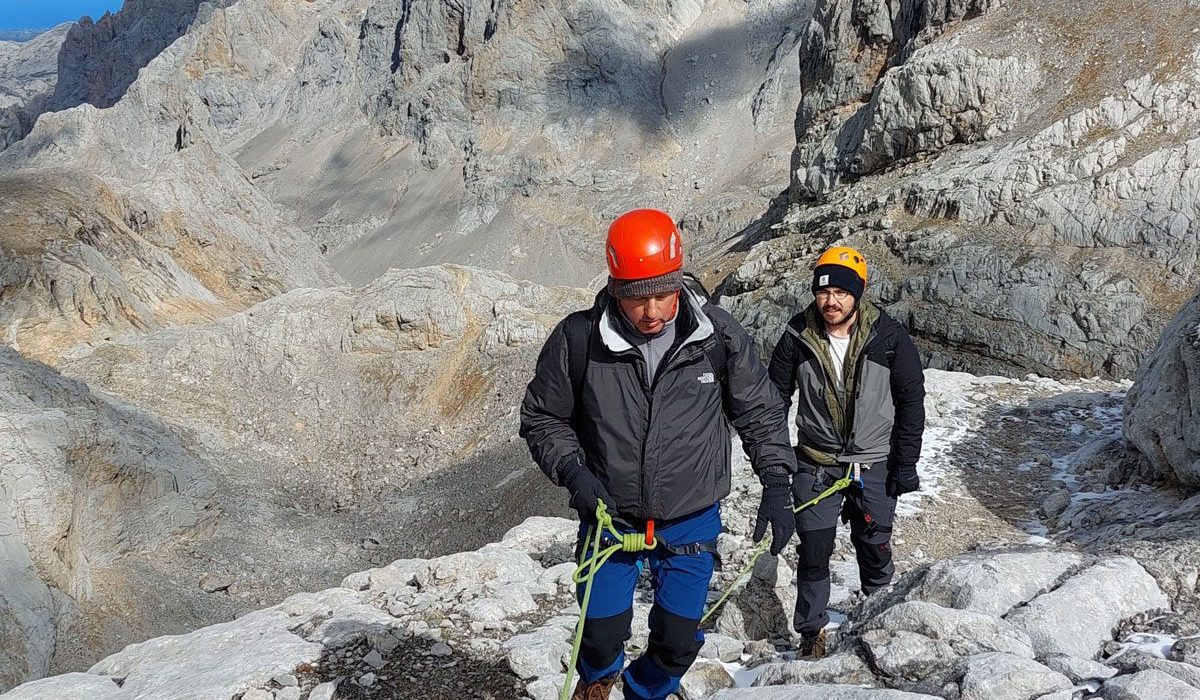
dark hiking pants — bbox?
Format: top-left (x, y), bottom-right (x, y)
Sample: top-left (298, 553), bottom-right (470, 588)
top-left (792, 458), bottom-right (897, 635)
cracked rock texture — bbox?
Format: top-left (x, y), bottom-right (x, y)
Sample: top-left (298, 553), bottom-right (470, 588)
top-left (722, 0), bottom-right (1200, 380)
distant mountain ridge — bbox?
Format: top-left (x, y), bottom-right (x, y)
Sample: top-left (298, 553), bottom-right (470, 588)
top-left (0, 29), bottom-right (48, 42)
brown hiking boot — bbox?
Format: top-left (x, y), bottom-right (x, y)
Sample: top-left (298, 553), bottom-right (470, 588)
top-left (570, 674), bottom-right (618, 700)
top-left (798, 629), bottom-right (827, 659)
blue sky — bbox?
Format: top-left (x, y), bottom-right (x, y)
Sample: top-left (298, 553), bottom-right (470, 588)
top-left (0, 1), bottom-right (125, 30)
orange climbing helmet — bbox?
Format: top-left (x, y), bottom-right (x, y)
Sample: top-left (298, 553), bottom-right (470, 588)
top-left (605, 209), bottom-right (686, 298)
top-left (605, 209), bottom-right (684, 281)
top-left (812, 246), bottom-right (867, 300)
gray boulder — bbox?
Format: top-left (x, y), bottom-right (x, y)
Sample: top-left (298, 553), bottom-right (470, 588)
top-left (1042, 654), bottom-right (1118, 684)
top-left (502, 627), bottom-right (570, 680)
top-left (865, 601), bottom-right (1035, 659)
top-left (0, 673), bottom-right (125, 700)
top-left (1107, 650), bottom-right (1200, 690)
top-left (715, 554), bottom-right (795, 642)
top-left (1100, 670), bottom-right (1200, 700)
top-left (710, 686), bottom-right (943, 699)
top-left (902, 549), bottom-right (1085, 619)
top-left (958, 653), bottom-right (1072, 700)
top-left (678, 659), bottom-right (735, 700)
top-left (860, 629), bottom-right (959, 681)
top-left (699, 634), bottom-right (747, 664)
top-left (752, 652), bottom-right (877, 687)
top-left (1005, 558), bottom-right (1168, 659)
top-left (1172, 637), bottom-right (1200, 668)
top-left (1124, 287), bottom-right (1200, 486)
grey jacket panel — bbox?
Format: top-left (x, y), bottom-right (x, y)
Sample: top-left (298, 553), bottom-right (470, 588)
top-left (786, 325), bottom-right (843, 454)
top-left (520, 283), bottom-right (796, 521)
top-left (847, 355), bottom-right (895, 462)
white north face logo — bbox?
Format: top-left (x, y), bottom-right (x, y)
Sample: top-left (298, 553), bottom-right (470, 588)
top-left (698, 372), bottom-right (715, 384)
top-left (819, 274), bottom-right (830, 286)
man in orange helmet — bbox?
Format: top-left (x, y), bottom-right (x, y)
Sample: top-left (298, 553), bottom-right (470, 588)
top-left (768, 246), bottom-right (926, 658)
top-left (521, 209), bottom-right (797, 700)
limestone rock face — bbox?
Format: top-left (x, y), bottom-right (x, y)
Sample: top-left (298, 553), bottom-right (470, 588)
top-left (957, 653), bottom-right (1072, 700)
top-left (722, 0), bottom-right (1200, 379)
top-left (3, 0), bottom-right (816, 306)
top-left (1124, 287), bottom-right (1200, 486)
top-left (0, 347), bottom-right (217, 691)
top-left (0, 25), bottom-right (70, 150)
top-left (1004, 557), bottom-right (1168, 660)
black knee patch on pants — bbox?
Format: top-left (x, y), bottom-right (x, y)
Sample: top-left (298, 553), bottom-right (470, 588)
top-left (796, 527), bottom-right (837, 583)
top-left (851, 522), bottom-right (894, 590)
top-left (646, 605), bottom-right (702, 677)
top-left (580, 608), bottom-right (633, 673)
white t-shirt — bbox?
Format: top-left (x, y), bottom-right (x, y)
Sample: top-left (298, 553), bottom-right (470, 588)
top-left (826, 332), bottom-right (851, 393)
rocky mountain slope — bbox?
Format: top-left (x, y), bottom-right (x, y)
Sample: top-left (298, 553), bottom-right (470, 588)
top-left (3, 0), bottom-right (1200, 696)
top-left (1, 0), bottom-right (810, 296)
top-left (0, 265), bottom-right (588, 689)
top-left (0, 347), bottom-right (217, 691)
top-left (0, 24), bottom-right (69, 150)
top-left (722, 0), bottom-right (1200, 380)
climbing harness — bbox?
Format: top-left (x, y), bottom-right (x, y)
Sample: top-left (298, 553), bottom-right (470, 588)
top-left (559, 464), bottom-right (857, 699)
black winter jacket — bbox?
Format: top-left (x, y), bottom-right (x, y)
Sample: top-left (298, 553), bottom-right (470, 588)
top-left (520, 284), bottom-right (797, 521)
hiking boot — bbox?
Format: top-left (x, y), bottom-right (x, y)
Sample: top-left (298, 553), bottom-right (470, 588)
top-left (571, 674), bottom-right (618, 700)
top-left (798, 629), bottom-right (827, 659)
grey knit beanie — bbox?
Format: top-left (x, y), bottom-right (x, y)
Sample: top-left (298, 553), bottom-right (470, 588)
top-left (607, 269), bottom-right (685, 299)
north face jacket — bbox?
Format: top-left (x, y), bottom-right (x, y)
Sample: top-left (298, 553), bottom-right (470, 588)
top-left (768, 300), bottom-right (925, 469)
top-left (520, 282), bottom-right (796, 521)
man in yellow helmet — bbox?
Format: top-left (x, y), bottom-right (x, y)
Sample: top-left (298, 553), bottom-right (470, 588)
top-left (767, 246), bottom-right (926, 658)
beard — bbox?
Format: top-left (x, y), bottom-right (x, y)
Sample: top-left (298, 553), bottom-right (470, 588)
top-left (821, 303), bottom-right (857, 326)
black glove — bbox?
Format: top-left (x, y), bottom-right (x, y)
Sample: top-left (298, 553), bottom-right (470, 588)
top-left (753, 471), bottom-right (796, 556)
top-left (886, 464), bottom-right (920, 498)
top-left (558, 455), bottom-right (618, 524)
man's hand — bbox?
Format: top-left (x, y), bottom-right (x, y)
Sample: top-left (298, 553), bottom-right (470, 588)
top-left (558, 455), bottom-right (618, 524)
top-left (753, 471), bottom-right (796, 555)
top-left (886, 464), bottom-right (920, 498)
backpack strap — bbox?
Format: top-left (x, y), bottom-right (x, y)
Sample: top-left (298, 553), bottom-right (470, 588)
top-left (563, 310), bottom-right (593, 418)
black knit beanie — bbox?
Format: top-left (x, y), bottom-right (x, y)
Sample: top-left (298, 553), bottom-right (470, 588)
top-left (811, 264), bottom-right (864, 300)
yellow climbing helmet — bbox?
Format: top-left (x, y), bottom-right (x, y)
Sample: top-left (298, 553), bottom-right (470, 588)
top-left (814, 246), bottom-right (867, 284)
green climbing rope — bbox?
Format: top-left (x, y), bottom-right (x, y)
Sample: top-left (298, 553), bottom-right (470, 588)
top-left (699, 463), bottom-right (855, 625)
top-left (561, 502), bottom-right (656, 700)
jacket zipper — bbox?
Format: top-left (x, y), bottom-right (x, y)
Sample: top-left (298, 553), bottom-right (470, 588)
top-left (643, 340), bottom-right (706, 516)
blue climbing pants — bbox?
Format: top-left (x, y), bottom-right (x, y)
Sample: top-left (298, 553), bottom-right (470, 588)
top-left (575, 504), bottom-right (719, 700)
